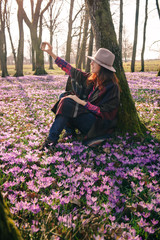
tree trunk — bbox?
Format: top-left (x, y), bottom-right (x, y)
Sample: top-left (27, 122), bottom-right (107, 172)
top-left (85, 0), bottom-right (147, 136)
top-left (156, 0), bottom-right (160, 76)
top-left (76, 16), bottom-right (83, 67)
top-left (156, 0), bottom-right (160, 19)
top-left (32, 46), bottom-right (36, 71)
top-left (140, 0), bottom-right (148, 72)
top-left (0, 1), bottom-right (9, 77)
top-left (65, 0), bottom-right (75, 62)
top-left (85, 26), bottom-right (94, 72)
top-left (31, 28), bottom-right (46, 75)
top-left (0, 192), bottom-right (23, 240)
top-left (15, 0), bottom-right (24, 77)
top-left (0, 30), bottom-right (9, 77)
top-left (49, 32), bottom-right (54, 69)
top-left (49, 3), bottom-right (54, 69)
top-left (119, 0), bottom-right (123, 55)
top-left (77, 6), bottom-right (89, 69)
top-left (6, 23), bottom-right (17, 67)
top-left (131, 0), bottom-right (140, 72)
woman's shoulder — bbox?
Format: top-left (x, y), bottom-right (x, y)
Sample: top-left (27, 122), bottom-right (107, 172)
top-left (71, 67), bottom-right (90, 79)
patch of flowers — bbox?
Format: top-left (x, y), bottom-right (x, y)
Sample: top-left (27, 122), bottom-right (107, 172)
top-left (0, 72), bottom-right (160, 239)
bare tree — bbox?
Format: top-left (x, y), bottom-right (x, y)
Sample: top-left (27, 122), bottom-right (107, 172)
top-left (85, 26), bottom-right (94, 72)
top-left (131, 0), bottom-right (140, 72)
top-left (16, 0), bottom-right (53, 75)
top-left (119, 0), bottom-right (123, 55)
top-left (76, 14), bottom-right (84, 67)
top-left (0, 0), bottom-right (9, 77)
top-left (156, 0), bottom-right (160, 19)
top-left (141, 0), bottom-right (148, 72)
top-left (85, 0), bottom-right (147, 136)
top-left (44, 0), bottom-right (63, 69)
top-left (77, 5), bottom-right (89, 69)
top-left (66, 0), bottom-right (84, 63)
top-left (122, 26), bottom-right (132, 62)
top-left (65, 0), bottom-right (75, 62)
top-left (15, 0), bottom-right (24, 76)
top-left (6, 4), bottom-right (17, 67)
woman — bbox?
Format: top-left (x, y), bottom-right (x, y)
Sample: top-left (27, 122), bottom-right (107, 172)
top-left (40, 42), bottom-right (120, 150)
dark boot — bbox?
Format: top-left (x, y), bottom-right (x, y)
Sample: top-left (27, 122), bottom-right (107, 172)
top-left (39, 137), bottom-right (56, 151)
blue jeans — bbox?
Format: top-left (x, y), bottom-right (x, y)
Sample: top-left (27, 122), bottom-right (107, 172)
top-left (49, 113), bottom-right (96, 143)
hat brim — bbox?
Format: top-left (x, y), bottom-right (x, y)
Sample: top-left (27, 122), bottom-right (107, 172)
top-left (87, 56), bottom-right (116, 72)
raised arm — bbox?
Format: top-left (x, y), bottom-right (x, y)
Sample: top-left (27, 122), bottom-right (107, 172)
top-left (41, 42), bottom-right (72, 76)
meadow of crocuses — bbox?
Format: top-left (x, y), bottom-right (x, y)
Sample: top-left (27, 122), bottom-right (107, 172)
top-left (0, 72), bottom-right (160, 240)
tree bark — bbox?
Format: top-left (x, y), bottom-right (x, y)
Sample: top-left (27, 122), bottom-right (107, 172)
top-left (85, 0), bottom-right (147, 136)
top-left (0, 192), bottom-right (23, 240)
top-left (140, 0), bottom-right (148, 72)
top-left (0, 0), bottom-right (9, 77)
top-left (65, 0), bottom-right (74, 63)
top-left (77, 6), bottom-right (89, 69)
top-left (15, 0), bottom-right (24, 77)
top-left (131, 0), bottom-right (140, 72)
top-left (32, 46), bottom-right (36, 71)
top-left (76, 16), bottom-right (83, 67)
top-left (49, 3), bottom-right (54, 69)
top-left (85, 26), bottom-right (94, 72)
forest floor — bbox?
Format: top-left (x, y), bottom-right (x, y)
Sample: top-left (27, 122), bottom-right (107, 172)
top-left (0, 71), bottom-right (160, 239)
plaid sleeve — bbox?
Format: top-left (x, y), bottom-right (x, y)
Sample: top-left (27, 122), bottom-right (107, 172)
top-left (84, 101), bottom-right (101, 117)
top-left (55, 57), bottom-right (72, 77)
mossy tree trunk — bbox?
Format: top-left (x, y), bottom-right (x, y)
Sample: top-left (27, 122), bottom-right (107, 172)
top-left (0, 192), bottom-right (23, 240)
top-left (85, 0), bottom-right (147, 136)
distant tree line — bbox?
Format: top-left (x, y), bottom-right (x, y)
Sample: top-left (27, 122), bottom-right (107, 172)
top-left (0, 0), bottom-right (159, 77)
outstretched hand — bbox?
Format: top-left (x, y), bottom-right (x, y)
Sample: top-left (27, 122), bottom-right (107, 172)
top-left (40, 42), bottom-right (52, 54)
top-left (40, 42), bottom-right (57, 59)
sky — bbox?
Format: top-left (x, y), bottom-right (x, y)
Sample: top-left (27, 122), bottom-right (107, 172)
top-left (6, 0), bottom-right (160, 61)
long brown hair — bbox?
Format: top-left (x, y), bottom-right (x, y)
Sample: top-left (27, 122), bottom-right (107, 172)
top-left (87, 66), bottom-right (120, 91)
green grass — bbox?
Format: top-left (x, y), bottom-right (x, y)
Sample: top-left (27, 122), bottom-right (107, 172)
top-left (2, 59), bottom-right (160, 76)
top-left (123, 59), bottom-right (160, 72)
top-left (5, 64), bottom-right (65, 76)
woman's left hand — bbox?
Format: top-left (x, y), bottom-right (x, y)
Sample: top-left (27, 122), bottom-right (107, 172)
top-left (61, 95), bottom-right (86, 106)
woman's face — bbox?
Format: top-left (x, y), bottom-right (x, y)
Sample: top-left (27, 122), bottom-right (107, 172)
top-left (90, 61), bottom-right (101, 74)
